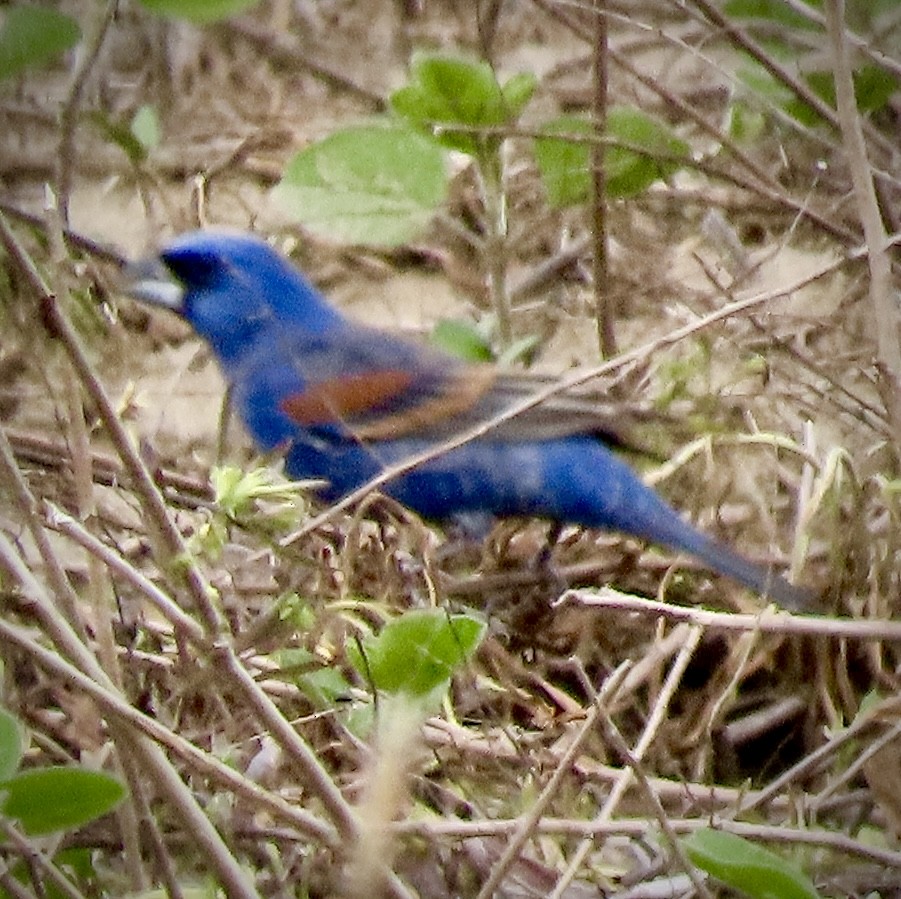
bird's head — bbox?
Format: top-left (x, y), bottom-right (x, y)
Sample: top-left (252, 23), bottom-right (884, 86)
top-left (125, 230), bottom-right (346, 365)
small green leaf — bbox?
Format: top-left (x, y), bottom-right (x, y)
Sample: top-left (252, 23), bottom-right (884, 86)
top-left (349, 609), bottom-right (485, 699)
top-left (88, 111), bottom-right (149, 165)
top-left (276, 593), bottom-right (317, 631)
top-left (131, 105), bottom-right (161, 152)
top-left (212, 465), bottom-right (275, 516)
top-left (859, 689), bottom-right (883, 715)
top-left (726, 101), bottom-right (768, 143)
top-left (682, 828), bottom-right (821, 899)
top-left (138, 0), bottom-right (262, 23)
top-left (501, 72), bottom-right (539, 118)
top-left (53, 846), bottom-right (98, 885)
top-left (297, 667), bottom-right (354, 708)
top-left (391, 53), bottom-right (535, 155)
top-left (0, 707), bottom-right (22, 781)
top-left (273, 124), bottom-right (448, 246)
top-left (1, 768), bottom-right (126, 835)
top-left (0, 5), bottom-right (80, 80)
top-left (431, 319), bottom-right (495, 362)
top-left (273, 647), bottom-right (317, 669)
top-left (497, 332), bottom-right (541, 367)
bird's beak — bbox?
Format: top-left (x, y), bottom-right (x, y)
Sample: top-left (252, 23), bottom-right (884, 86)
top-left (121, 256), bottom-right (185, 312)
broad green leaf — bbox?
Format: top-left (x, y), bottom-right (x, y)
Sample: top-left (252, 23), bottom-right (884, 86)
top-left (0, 707), bottom-right (22, 781)
top-left (1, 767), bottom-right (126, 835)
top-left (273, 124), bottom-right (448, 246)
top-left (605, 106), bottom-right (690, 198)
top-left (682, 828), bottom-right (821, 899)
top-left (138, 0), bottom-right (262, 23)
top-left (349, 609), bottom-right (485, 699)
top-left (0, 6), bottom-right (80, 80)
top-left (391, 53), bottom-right (536, 155)
top-left (739, 59), bottom-right (898, 127)
top-left (534, 116), bottom-right (594, 208)
top-left (785, 67), bottom-right (899, 126)
top-left (431, 318), bottom-right (494, 362)
top-left (535, 109), bottom-right (688, 207)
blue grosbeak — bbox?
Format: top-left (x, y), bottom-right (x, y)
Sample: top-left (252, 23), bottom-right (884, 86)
top-left (126, 230), bottom-right (813, 610)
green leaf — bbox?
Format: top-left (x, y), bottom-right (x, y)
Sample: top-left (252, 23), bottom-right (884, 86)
top-left (724, 0), bottom-right (819, 31)
top-left (391, 53), bottom-right (536, 155)
top-left (726, 101), bottom-right (768, 143)
top-left (1, 768), bottom-right (126, 835)
top-left (785, 66), bottom-right (899, 125)
top-left (296, 667), bottom-right (354, 709)
top-left (431, 318), bottom-right (495, 362)
top-left (53, 847), bottom-right (98, 886)
top-left (501, 72), bottom-right (539, 117)
top-left (349, 609), bottom-right (485, 699)
top-left (682, 828), bottom-right (821, 899)
top-left (137, 0), bottom-right (262, 23)
top-left (535, 109), bottom-right (688, 206)
top-left (497, 332), bottom-right (541, 367)
top-left (0, 6), bottom-right (80, 80)
top-left (130, 105), bottom-right (161, 152)
top-left (273, 124), bottom-right (449, 246)
top-left (605, 106), bottom-right (690, 198)
top-left (276, 593), bottom-right (317, 631)
top-left (87, 111), bottom-right (149, 165)
top-left (0, 707), bottom-right (22, 781)
top-left (212, 465), bottom-right (275, 516)
top-left (534, 116), bottom-right (593, 208)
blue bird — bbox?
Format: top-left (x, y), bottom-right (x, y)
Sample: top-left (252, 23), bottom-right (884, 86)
top-left (126, 230), bottom-right (813, 610)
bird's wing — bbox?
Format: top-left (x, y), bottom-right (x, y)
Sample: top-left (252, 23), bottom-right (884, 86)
top-left (280, 363), bottom-right (499, 440)
top-left (275, 325), bottom-right (641, 448)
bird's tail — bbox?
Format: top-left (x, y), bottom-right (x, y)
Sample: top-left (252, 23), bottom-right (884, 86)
top-left (672, 528), bottom-right (815, 611)
top-left (548, 440), bottom-right (816, 611)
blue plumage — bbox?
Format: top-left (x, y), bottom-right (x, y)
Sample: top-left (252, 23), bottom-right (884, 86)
top-left (127, 230), bottom-right (814, 610)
